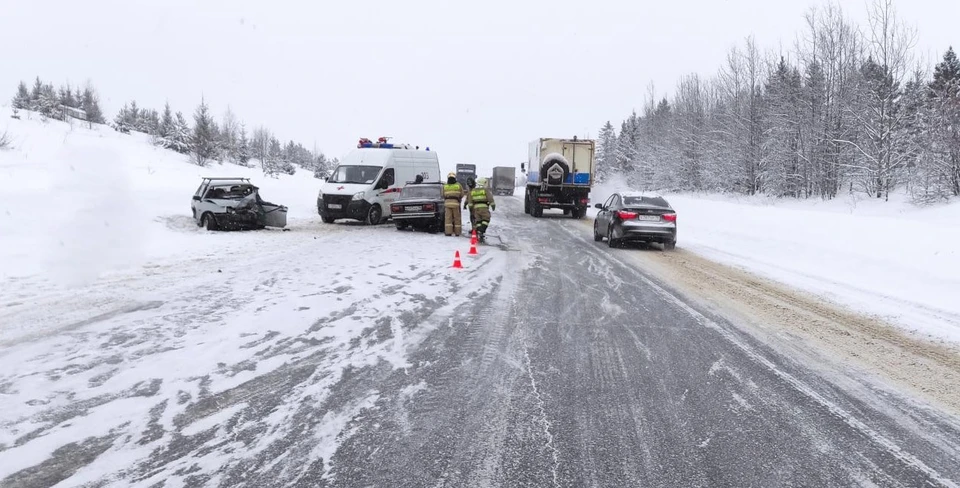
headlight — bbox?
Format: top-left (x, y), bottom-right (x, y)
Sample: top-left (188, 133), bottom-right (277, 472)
top-left (225, 207), bottom-right (236, 213)
top-left (352, 191), bottom-right (365, 201)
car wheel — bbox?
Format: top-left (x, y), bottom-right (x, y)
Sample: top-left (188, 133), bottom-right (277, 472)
top-left (365, 205), bottom-right (382, 225)
top-left (321, 215), bottom-right (335, 224)
top-left (201, 213), bottom-right (218, 231)
top-left (663, 240), bottom-right (676, 251)
top-left (593, 220), bottom-right (603, 242)
top-left (395, 221), bottom-right (409, 231)
top-left (607, 225), bottom-right (618, 248)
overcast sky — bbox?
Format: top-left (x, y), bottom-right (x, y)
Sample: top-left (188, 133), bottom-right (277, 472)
top-left (2, 0), bottom-right (956, 175)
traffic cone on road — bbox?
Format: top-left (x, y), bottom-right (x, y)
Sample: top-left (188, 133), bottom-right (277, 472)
top-left (452, 250), bottom-right (464, 269)
top-left (471, 229), bottom-right (478, 244)
top-left (468, 238), bottom-right (478, 255)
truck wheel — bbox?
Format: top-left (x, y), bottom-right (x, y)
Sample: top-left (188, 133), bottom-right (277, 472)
top-left (201, 213), bottom-right (219, 231)
top-left (532, 200), bottom-right (543, 218)
top-left (365, 205), bottom-right (382, 225)
top-left (574, 207), bottom-right (587, 219)
top-left (524, 192), bottom-right (531, 214)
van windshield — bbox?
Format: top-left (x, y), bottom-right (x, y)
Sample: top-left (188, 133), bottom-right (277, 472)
top-left (328, 165), bottom-right (382, 184)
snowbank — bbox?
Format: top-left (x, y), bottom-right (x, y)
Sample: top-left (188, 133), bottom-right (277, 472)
top-left (0, 108), bottom-right (322, 284)
top-left (588, 176), bottom-right (960, 343)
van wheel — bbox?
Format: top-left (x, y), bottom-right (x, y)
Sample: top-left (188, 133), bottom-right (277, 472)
top-left (201, 213), bottom-right (219, 231)
top-left (365, 205), bottom-right (382, 225)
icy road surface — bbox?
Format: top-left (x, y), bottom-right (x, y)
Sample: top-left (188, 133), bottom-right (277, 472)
top-left (2, 198), bottom-right (960, 487)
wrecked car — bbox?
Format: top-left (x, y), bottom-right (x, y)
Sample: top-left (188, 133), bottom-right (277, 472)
top-left (191, 177), bottom-right (288, 230)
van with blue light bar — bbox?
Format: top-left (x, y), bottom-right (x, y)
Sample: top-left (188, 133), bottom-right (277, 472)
top-left (522, 136), bottom-right (596, 219)
top-left (318, 137), bottom-right (441, 225)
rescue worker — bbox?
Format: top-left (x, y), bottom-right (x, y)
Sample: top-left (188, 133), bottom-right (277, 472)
top-left (465, 177), bottom-right (495, 242)
top-left (442, 172), bottom-right (465, 236)
top-left (464, 177), bottom-right (477, 229)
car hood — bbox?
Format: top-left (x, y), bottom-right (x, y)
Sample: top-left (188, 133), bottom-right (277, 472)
top-left (322, 182), bottom-right (369, 196)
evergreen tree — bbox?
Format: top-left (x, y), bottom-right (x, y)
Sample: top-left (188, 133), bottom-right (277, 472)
top-left (12, 81), bottom-right (30, 110)
top-left (81, 84), bottom-right (105, 124)
top-left (191, 97), bottom-right (216, 165)
top-left (595, 121), bottom-right (617, 183)
top-left (29, 77), bottom-right (43, 110)
top-left (928, 47), bottom-right (960, 196)
top-left (237, 123), bottom-right (251, 166)
top-left (37, 84), bottom-right (60, 119)
top-left (158, 102), bottom-right (174, 144)
top-left (170, 111), bottom-right (192, 154)
top-left (114, 104), bottom-right (129, 130)
top-left (59, 84), bottom-right (77, 108)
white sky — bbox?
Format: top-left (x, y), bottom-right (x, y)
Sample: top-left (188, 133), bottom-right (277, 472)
top-left (2, 0), bottom-right (956, 175)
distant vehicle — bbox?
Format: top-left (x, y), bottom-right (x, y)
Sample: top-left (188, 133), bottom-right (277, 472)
top-left (455, 163), bottom-right (476, 187)
top-left (523, 136), bottom-right (595, 219)
top-left (390, 182), bottom-right (444, 233)
top-left (191, 177), bottom-right (288, 231)
top-left (593, 192), bottom-right (677, 250)
top-left (318, 137), bottom-right (440, 225)
top-left (491, 166), bottom-right (516, 196)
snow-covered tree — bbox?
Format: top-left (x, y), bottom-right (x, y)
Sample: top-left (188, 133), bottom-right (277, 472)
top-left (80, 84), bottom-right (105, 124)
top-left (595, 121), bottom-right (617, 183)
top-left (191, 97), bottom-right (216, 166)
top-left (58, 84), bottom-right (77, 109)
top-left (926, 46), bottom-right (960, 197)
top-left (168, 111), bottom-right (192, 154)
top-left (237, 123), bottom-right (251, 166)
top-left (12, 81), bottom-right (30, 110)
top-left (157, 102), bottom-right (174, 146)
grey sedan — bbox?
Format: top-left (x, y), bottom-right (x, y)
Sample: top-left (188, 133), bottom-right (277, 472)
top-left (593, 192), bottom-right (677, 250)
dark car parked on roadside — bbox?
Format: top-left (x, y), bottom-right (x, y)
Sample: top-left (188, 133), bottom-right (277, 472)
top-left (594, 192), bottom-right (677, 250)
top-left (391, 182), bottom-right (444, 233)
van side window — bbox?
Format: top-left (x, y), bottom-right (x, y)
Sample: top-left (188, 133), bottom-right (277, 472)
top-left (377, 169), bottom-right (395, 189)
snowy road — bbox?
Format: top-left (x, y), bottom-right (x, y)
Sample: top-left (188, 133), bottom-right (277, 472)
top-left (3, 198), bottom-right (960, 487)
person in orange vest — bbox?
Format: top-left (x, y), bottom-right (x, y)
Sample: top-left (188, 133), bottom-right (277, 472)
top-left (465, 177), bottom-right (495, 242)
top-left (442, 172), bottom-right (465, 236)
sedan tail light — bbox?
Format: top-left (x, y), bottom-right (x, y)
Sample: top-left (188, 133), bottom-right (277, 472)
top-left (617, 211), bottom-right (638, 220)
top-left (391, 205), bottom-right (402, 213)
top-left (423, 204), bottom-right (435, 211)
top-left (662, 213), bottom-right (677, 222)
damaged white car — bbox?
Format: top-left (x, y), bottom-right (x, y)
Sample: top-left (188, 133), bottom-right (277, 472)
top-left (191, 177), bottom-right (288, 230)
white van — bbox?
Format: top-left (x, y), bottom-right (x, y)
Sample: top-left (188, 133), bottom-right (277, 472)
top-left (318, 141), bottom-right (441, 225)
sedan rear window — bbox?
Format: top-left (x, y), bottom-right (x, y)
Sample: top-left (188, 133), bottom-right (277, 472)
top-left (623, 196), bottom-right (670, 208)
top-left (401, 185), bottom-right (442, 199)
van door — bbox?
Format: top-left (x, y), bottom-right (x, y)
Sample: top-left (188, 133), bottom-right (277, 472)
top-left (375, 168), bottom-right (400, 215)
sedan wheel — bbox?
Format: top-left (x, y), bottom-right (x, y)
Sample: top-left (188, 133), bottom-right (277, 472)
top-left (593, 220), bottom-right (603, 242)
top-left (607, 226), bottom-right (618, 248)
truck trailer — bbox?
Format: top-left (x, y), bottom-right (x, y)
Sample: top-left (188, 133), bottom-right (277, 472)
top-left (491, 166), bottom-right (516, 196)
top-left (523, 137), bottom-right (595, 219)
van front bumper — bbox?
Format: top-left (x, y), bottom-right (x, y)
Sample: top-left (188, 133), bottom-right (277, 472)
top-left (318, 195), bottom-right (371, 221)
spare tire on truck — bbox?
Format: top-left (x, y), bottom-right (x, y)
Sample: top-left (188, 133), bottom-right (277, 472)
top-left (540, 154), bottom-right (571, 186)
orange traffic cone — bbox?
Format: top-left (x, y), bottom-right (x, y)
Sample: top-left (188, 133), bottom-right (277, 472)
top-left (452, 250), bottom-right (464, 269)
top-left (471, 229), bottom-right (478, 243)
top-left (468, 238), bottom-right (478, 255)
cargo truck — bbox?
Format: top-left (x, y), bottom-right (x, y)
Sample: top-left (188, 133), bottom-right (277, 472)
top-left (491, 166), bottom-right (516, 196)
top-left (455, 163), bottom-right (476, 187)
top-left (523, 137), bottom-right (595, 219)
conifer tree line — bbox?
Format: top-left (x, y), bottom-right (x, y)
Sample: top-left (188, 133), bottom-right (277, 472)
top-left (11, 78), bottom-right (336, 177)
top-left (594, 0), bottom-right (960, 204)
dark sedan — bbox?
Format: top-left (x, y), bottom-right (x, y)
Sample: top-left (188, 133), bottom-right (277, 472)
top-left (594, 192), bottom-right (677, 250)
top-left (391, 183), bottom-right (444, 233)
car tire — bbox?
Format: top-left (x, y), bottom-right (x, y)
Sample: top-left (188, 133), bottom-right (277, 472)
top-left (395, 221), bottom-right (409, 231)
top-left (663, 240), bottom-right (676, 251)
top-left (201, 213), bottom-right (218, 231)
top-left (607, 226), bottom-right (619, 248)
top-left (365, 205), bottom-right (382, 226)
top-left (593, 220), bottom-right (603, 242)
top-left (321, 215), bottom-right (335, 224)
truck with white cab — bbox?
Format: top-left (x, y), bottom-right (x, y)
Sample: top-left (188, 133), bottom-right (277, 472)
top-left (318, 138), bottom-right (441, 225)
top-left (523, 137), bottom-right (595, 218)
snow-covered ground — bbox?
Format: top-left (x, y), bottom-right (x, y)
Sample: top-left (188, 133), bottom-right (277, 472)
top-left (589, 179), bottom-right (960, 344)
top-left (1, 109), bottom-right (515, 485)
